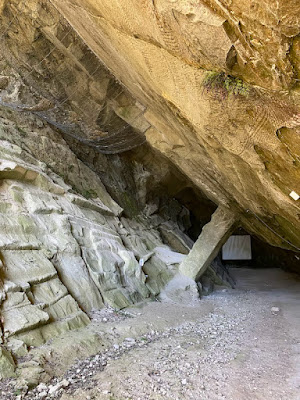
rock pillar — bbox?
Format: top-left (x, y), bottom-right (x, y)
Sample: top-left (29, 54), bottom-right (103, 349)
top-left (179, 206), bottom-right (237, 281)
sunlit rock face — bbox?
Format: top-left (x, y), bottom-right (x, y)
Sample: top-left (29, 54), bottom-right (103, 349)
top-left (27, 0), bottom-right (298, 251)
top-left (0, 0), bottom-right (199, 351)
top-left (0, 0), bottom-right (299, 358)
top-left (0, 0), bottom-right (299, 249)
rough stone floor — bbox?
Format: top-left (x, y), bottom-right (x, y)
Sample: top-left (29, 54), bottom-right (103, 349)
top-left (2, 268), bottom-right (300, 400)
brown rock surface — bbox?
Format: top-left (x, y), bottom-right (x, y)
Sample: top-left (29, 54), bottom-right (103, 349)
top-left (38, 0), bottom-right (300, 250)
top-left (0, 0), bottom-right (299, 249)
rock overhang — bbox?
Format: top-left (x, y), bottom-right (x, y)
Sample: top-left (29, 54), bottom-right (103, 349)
top-left (0, 0), bottom-right (299, 251)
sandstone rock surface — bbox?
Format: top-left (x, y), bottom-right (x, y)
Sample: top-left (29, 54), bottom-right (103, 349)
top-left (43, 0), bottom-right (300, 251)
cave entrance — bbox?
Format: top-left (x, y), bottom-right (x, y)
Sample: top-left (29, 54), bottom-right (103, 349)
top-left (171, 196), bottom-right (300, 296)
top-left (142, 166), bottom-right (299, 293)
top-left (213, 227), bottom-right (300, 296)
top-left (193, 228), bottom-right (300, 298)
top-left (221, 227), bottom-right (300, 274)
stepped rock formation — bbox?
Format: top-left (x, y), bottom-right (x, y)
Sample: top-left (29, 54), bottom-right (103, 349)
top-left (0, 138), bottom-right (189, 348)
top-left (0, 0), bottom-right (299, 382)
top-left (0, 0), bottom-right (299, 250)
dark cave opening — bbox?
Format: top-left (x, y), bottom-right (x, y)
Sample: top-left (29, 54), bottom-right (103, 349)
top-left (221, 227), bottom-right (300, 275)
top-left (173, 187), bottom-right (217, 242)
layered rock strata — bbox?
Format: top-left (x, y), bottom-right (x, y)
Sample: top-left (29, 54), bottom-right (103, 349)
top-left (0, 140), bottom-right (186, 351)
top-left (42, 0), bottom-right (300, 251)
top-left (0, 0), bottom-right (299, 379)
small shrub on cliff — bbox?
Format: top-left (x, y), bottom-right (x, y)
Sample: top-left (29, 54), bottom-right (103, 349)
top-left (202, 71), bottom-right (250, 99)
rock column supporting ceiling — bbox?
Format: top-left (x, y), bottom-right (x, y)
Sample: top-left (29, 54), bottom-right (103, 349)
top-left (47, 0), bottom-right (300, 251)
top-left (1, 0), bottom-right (300, 250)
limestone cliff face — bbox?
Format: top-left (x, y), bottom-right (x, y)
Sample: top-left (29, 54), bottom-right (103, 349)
top-left (41, 0), bottom-right (299, 251)
top-left (0, 0), bottom-right (299, 261)
top-left (0, 0), bottom-right (299, 250)
top-left (0, 0), bottom-right (299, 375)
top-left (0, 130), bottom-right (186, 348)
top-left (0, 25), bottom-right (193, 348)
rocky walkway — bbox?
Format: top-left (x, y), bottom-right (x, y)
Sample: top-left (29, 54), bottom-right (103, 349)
top-left (1, 268), bottom-right (300, 400)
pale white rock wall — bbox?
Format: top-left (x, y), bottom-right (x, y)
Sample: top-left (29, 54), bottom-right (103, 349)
top-left (0, 140), bottom-right (184, 349)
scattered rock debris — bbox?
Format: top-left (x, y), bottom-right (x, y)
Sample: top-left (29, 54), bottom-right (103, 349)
top-left (0, 269), bottom-right (299, 400)
top-left (88, 306), bottom-right (136, 324)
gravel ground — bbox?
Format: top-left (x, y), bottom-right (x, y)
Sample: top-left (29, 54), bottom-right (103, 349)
top-left (1, 268), bottom-right (300, 400)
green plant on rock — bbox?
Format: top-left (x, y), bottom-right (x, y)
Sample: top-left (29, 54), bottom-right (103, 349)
top-left (202, 71), bottom-right (251, 99)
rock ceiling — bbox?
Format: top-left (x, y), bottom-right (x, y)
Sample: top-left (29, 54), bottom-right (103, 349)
top-left (0, 0), bottom-right (300, 250)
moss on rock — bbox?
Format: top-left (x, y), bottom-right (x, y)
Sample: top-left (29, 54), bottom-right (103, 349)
top-left (202, 71), bottom-right (251, 99)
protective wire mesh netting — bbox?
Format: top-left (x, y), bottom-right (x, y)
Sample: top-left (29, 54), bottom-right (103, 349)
top-left (0, 98), bottom-right (147, 154)
top-left (0, 0), bottom-right (148, 154)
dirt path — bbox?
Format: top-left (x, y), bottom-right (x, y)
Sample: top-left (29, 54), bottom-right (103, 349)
top-left (57, 268), bottom-right (300, 400)
top-left (4, 268), bottom-right (300, 400)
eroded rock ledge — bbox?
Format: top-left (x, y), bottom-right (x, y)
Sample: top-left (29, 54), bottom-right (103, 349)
top-left (0, 139), bottom-right (191, 348)
top-left (44, 0), bottom-right (300, 250)
top-left (0, 0), bottom-right (299, 388)
top-left (0, 0), bottom-right (299, 250)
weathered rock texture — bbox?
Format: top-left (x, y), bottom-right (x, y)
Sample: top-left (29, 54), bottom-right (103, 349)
top-left (0, 136), bottom-right (186, 350)
top-left (0, 0), bottom-right (299, 251)
top-left (38, 0), bottom-right (299, 251)
top-left (0, 0), bottom-right (299, 373)
top-left (0, 345), bottom-right (15, 379)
